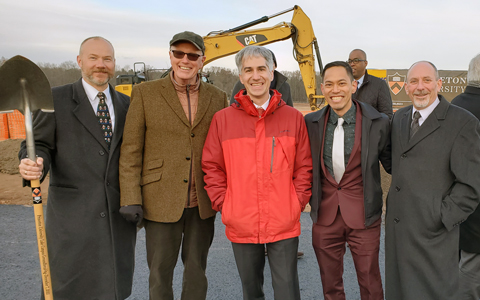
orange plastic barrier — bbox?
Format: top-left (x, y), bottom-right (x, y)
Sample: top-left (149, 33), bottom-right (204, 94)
top-left (0, 111), bottom-right (26, 141)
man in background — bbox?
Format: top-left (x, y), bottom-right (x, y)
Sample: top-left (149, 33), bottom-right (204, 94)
top-left (348, 49), bottom-right (393, 118)
top-left (18, 36), bottom-right (136, 299)
top-left (451, 53), bottom-right (480, 300)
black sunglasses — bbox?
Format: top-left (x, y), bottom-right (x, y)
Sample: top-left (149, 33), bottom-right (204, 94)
top-left (171, 50), bottom-right (203, 61)
top-left (347, 59), bottom-right (366, 64)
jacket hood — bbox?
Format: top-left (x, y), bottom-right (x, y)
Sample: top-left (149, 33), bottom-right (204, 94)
top-left (232, 89), bottom-right (285, 117)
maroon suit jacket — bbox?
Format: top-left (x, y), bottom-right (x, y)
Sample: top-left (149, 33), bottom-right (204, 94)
top-left (317, 102), bottom-right (366, 229)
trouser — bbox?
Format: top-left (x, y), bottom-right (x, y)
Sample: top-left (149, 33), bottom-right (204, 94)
top-left (312, 210), bottom-right (383, 300)
top-left (144, 207), bottom-right (215, 300)
top-left (231, 237), bottom-right (301, 300)
top-left (459, 250), bottom-right (480, 300)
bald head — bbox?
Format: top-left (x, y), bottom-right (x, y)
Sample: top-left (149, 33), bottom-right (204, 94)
top-left (79, 36), bottom-right (115, 57)
top-left (77, 36), bottom-right (116, 91)
top-left (348, 49), bottom-right (368, 80)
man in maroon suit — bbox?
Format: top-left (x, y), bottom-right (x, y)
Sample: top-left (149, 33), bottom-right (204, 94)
top-left (304, 61), bottom-right (391, 300)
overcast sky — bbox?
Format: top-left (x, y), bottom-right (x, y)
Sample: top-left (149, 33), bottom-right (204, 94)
top-left (2, 0), bottom-right (479, 72)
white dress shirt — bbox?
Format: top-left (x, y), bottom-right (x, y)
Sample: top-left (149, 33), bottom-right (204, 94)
top-left (412, 97), bottom-right (440, 126)
top-left (82, 79), bottom-right (115, 132)
top-left (253, 95), bottom-right (271, 110)
top-left (356, 74), bottom-right (365, 89)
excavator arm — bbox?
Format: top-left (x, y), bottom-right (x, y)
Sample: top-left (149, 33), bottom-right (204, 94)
top-left (203, 5), bottom-right (324, 110)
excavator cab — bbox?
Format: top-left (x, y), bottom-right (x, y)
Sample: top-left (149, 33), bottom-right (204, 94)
top-left (115, 62), bottom-right (147, 97)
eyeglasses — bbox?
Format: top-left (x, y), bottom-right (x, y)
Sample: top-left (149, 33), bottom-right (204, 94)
top-left (171, 50), bottom-right (203, 61)
top-left (347, 59), bottom-right (366, 64)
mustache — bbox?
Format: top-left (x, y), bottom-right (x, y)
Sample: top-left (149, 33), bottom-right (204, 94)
top-left (413, 91), bottom-right (429, 96)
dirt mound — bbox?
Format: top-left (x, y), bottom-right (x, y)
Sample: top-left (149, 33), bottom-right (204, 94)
top-left (0, 139), bottom-right (22, 174)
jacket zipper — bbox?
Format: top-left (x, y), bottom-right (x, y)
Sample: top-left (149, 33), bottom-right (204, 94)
top-left (186, 85), bottom-right (192, 207)
top-left (271, 136), bottom-right (275, 173)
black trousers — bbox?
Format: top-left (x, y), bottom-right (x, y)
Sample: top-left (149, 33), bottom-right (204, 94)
top-left (232, 237), bottom-right (301, 300)
top-left (144, 207), bottom-right (215, 300)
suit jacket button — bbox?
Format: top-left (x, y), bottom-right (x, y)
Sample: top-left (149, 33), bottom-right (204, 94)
top-left (191, 133), bottom-right (195, 137)
top-left (401, 154), bottom-right (407, 159)
top-left (100, 212), bottom-right (106, 218)
top-left (395, 186), bottom-right (400, 192)
top-left (183, 179), bottom-right (188, 183)
top-left (99, 150), bottom-right (105, 155)
top-left (394, 218), bottom-right (400, 223)
top-left (337, 187), bottom-right (341, 190)
top-left (186, 157), bottom-right (191, 160)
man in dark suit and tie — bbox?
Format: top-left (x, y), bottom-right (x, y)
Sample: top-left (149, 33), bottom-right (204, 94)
top-left (385, 61), bottom-right (480, 300)
top-left (305, 61), bottom-right (391, 300)
top-left (18, 36), bottom-right (136, 299)
top-left (451, 53), bottom-right (480, 300)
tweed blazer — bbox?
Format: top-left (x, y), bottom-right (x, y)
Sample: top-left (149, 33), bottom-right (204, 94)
top-left (119, 76), bottom-right (228, 222)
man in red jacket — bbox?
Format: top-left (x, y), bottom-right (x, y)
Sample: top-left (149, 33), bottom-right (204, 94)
top-left (202, 45), bottom-right (312, 300)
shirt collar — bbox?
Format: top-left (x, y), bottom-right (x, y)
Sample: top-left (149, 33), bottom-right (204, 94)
top-left (356, 74), bottom-right (365, 88)
top-left (82, 79), bottom-right (110, 103)
top-left (329, 101), bottom-right (356, 125)
top-left (253, 94), bottom-right (271, 110)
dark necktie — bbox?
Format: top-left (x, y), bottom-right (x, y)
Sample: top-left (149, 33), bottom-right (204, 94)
top-left (257, 107), bottom-right (265, 118)
top-left (410, 111), bottom-right (421, 138)
top-left (96, 92), bottom-right (112, 148)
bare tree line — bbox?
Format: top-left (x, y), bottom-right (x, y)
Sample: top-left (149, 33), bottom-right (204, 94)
top-left (0, 57), bottom-right (315, 103)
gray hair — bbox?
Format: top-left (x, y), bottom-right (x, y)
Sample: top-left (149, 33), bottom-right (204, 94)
top-left (235, 46), bottom-right (274, 74)
top-left (407, 61), bottom-right (440, 80)
top-left (467, 54), bottom-right (480, 87)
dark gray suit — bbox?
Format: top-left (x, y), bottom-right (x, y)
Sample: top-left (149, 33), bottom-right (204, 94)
top-left (452, 86), bottom-right (480, 254)
top-left (385, 95), bottom-right (480, 300)
top-left (452, 86), bottom-right (480, 299)
top-left (19, 79), bottom-right (136, 300)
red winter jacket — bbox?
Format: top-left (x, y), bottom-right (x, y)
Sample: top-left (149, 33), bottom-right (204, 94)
top-left (202, 90), bottom-right (312, 244)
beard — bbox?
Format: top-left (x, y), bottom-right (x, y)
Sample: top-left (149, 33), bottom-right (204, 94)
top-left (413, 97), bottom-right (430, 109)
top-left (412, 91), bottom-right (432, 109)
top-left (84, 69), bottom-right (113, 87)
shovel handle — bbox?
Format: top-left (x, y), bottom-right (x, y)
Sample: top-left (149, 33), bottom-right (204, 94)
top-left (31, 180), bottom-right (53, 300)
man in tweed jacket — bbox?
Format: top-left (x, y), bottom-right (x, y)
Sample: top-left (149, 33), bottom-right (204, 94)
top-left (119, 31), bottom-right (228, 299)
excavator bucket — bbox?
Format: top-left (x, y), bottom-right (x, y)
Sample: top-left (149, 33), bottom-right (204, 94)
top-left (0, 55), bottom-right (54, 114)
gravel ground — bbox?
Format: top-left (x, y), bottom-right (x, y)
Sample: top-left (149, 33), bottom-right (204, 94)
top-left (0, 205), bottom-right (385, 299)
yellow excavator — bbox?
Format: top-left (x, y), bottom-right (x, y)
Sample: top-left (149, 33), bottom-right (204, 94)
top-left (118, 6), bottom-right (324, 110)
top-left (203, 5), bottom-right (324, 110)
top-left (114, 62), bottom-right (147, 97)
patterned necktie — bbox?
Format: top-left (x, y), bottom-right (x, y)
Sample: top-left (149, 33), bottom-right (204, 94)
top-left (96, 92), bottom-right (112, 149)
top-left (410, 111), bottom-right (421, 138)
top-left (257, 107), bottom-right (265, 118)
top-left (332, 117), bottom-right (345, 183)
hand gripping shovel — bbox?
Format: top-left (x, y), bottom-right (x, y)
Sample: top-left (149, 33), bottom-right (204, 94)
top-left (0, 55), bottom-right (54, 299)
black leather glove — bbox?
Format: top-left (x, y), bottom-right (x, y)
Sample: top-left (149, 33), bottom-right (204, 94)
top-left (119, 205), bottom-right (143, 227)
